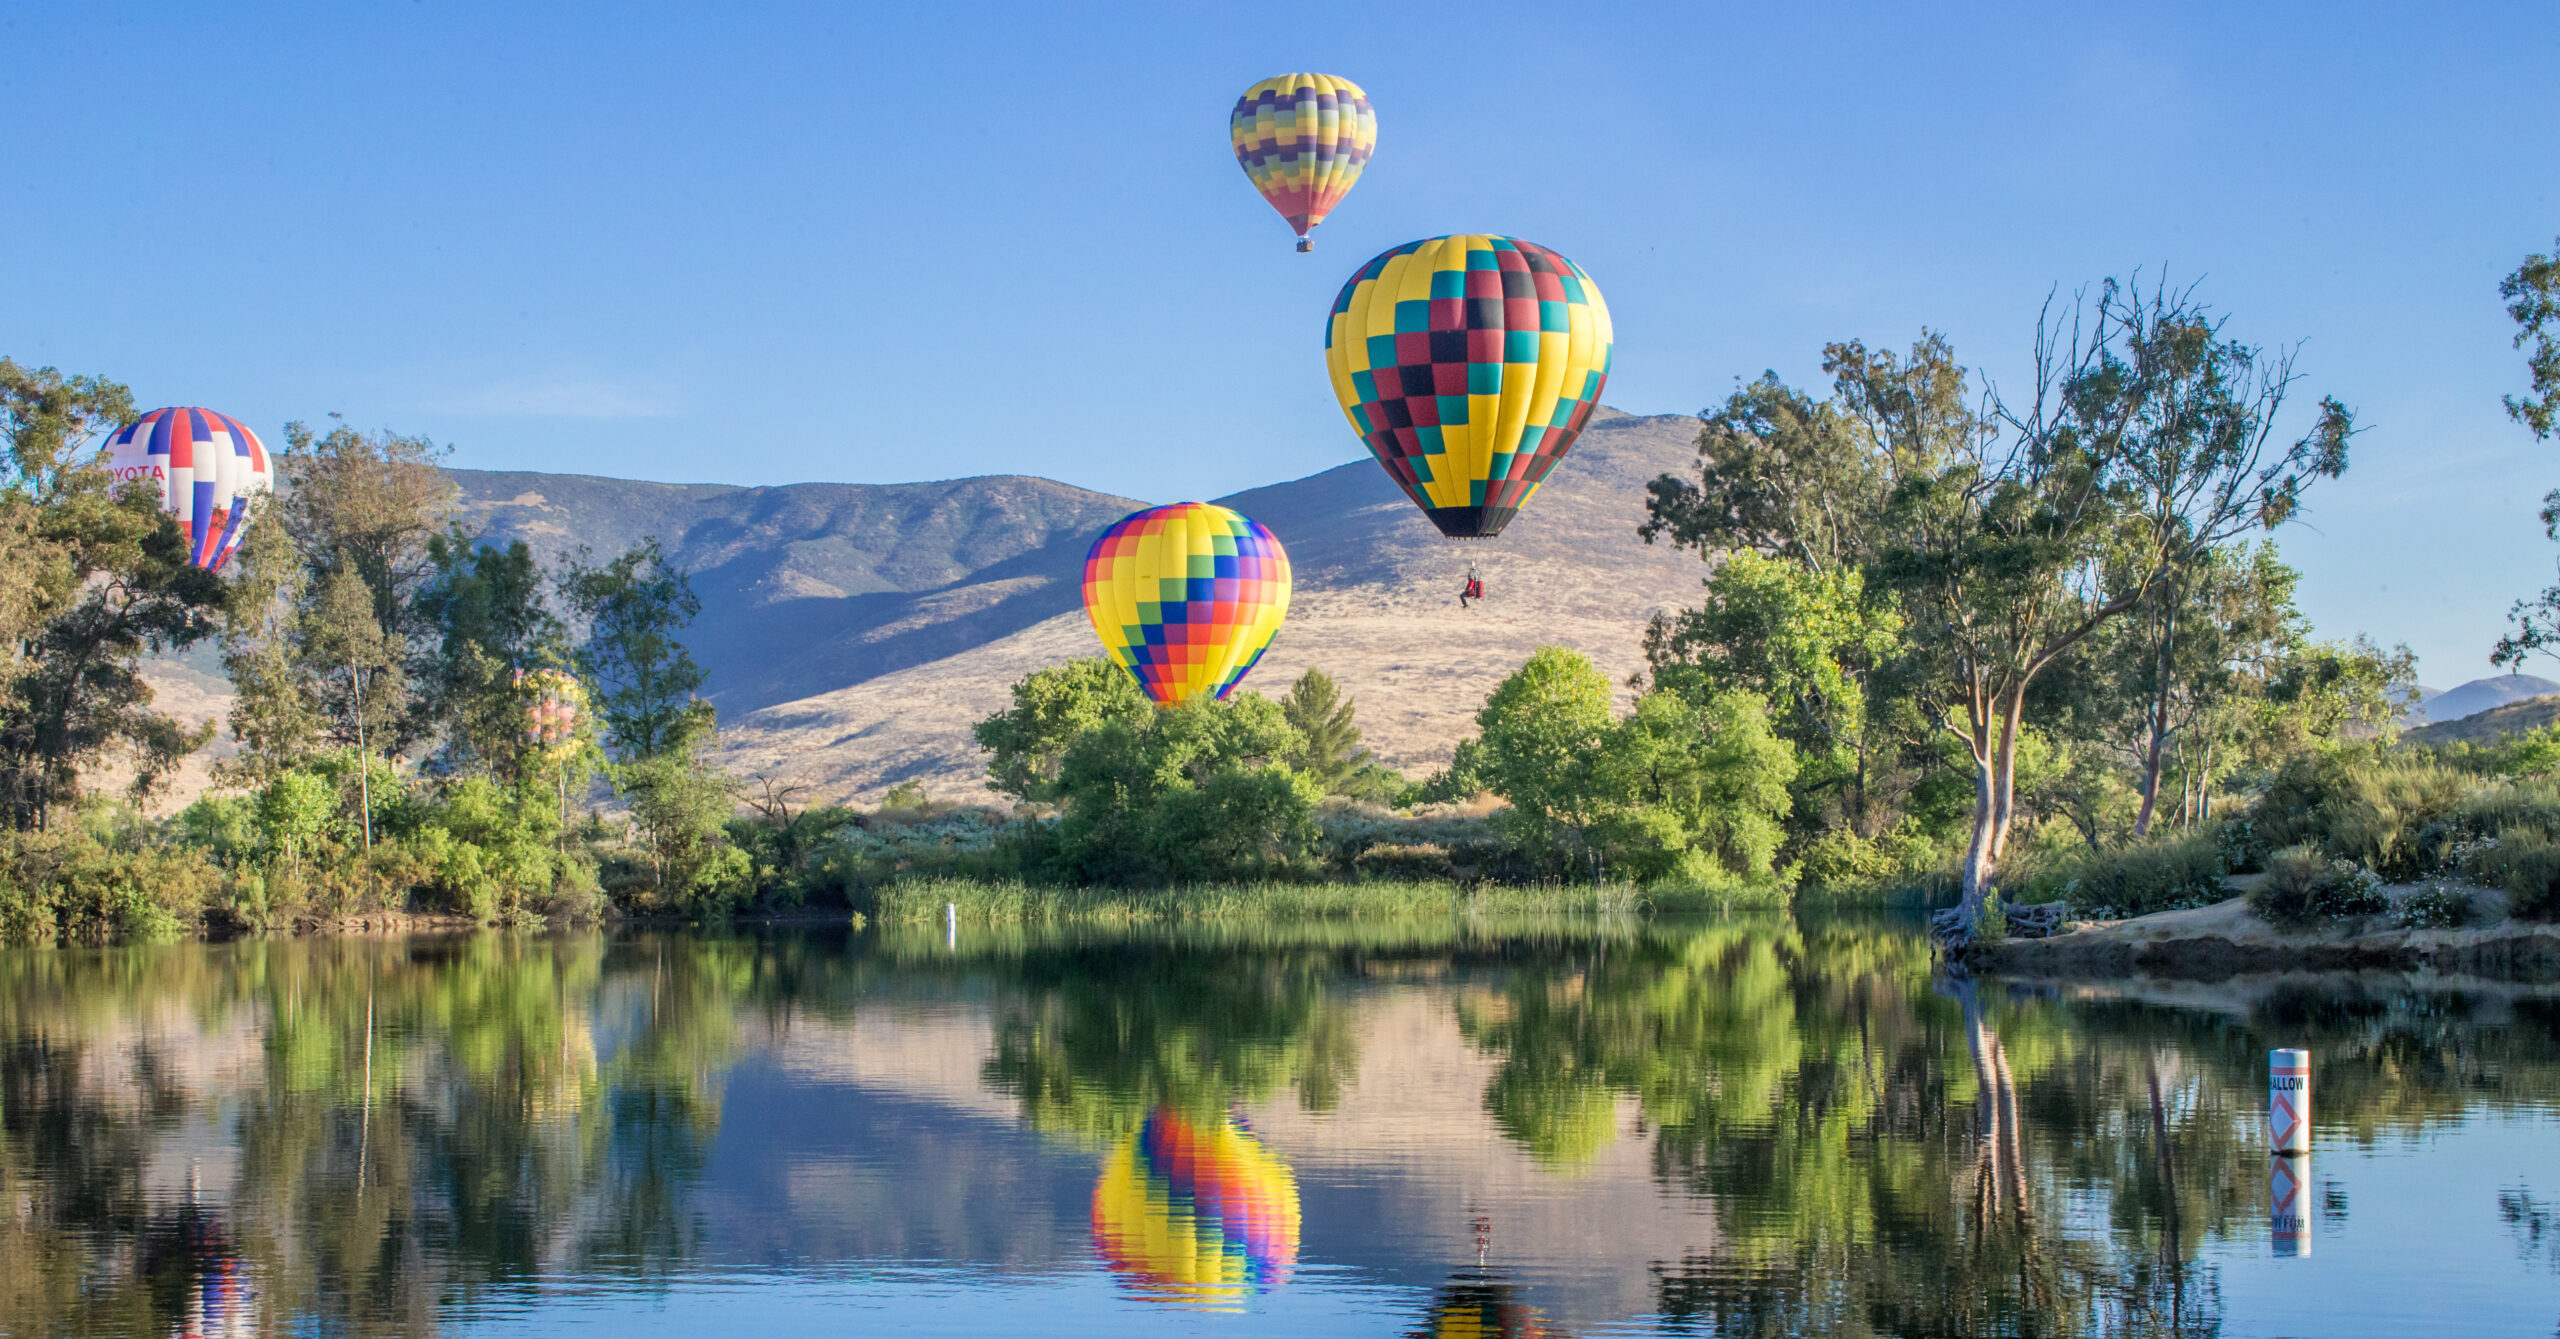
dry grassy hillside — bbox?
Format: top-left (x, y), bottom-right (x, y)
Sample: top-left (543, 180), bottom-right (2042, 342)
top-left (131, 409), bottom-right (1714, 807)
top-left (719, 410), bottom-right (1710, 802)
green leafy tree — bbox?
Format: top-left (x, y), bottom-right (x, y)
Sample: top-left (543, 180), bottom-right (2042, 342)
top-left (560, 537), bottom-right (709, 762)
top-left (0, 360), bottom-right (226, 828)
top-left (1279, 667), bottom-right (1394, 798)
top-left (973, 657), bottom-right (1152, 802)
top-left (2493, 238), bottom-right (2560, 668)
top-left (1471, 647), bottom-right (1625, 880)
top-left (1049, 693), bottom-right (1315, 883)
top-left (413, 533), bottom-right (567, 775)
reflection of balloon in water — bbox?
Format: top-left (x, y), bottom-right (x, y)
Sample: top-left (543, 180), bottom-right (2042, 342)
top-left (1230, 73), bottom-right (1376, 253)
top-left (1090, 1109), bottom-right (1301, 1308)
top-left (1325, 236), bottom-right (1613, 540)
top-left (517, 668), bottom-right (585, 761)
top-left (102, 406), bottom-right (273, 571)
top-left (1409, 1273), bottom-right (1555, 1339)
top-left (1082, 503), bottom-right (1292, 706)
top-left (162, 1207), bottom-right (257, 1337)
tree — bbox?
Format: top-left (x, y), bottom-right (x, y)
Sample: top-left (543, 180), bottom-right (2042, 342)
top-left (1047, 693), bottom-right (1316, 883)
top-left (1472, 647), bottom-right (1623, 880)
top-left (973, 658), bottom-right (1152, 802)
top-left (559, 537), bottom-right (709, 762)
top-left (413, 532), bottom-right (567, 775)
top-left (2077, 542), bottom-right (2299, 836)
top-left (303, 564), bottom-right (402, 849)
top-left (2493, 239), bottom-right (2560, 668)
top-left (1643, 550), bottom-right (1904, 838)
top-left (0, 360), bottom-right (225, 829)
top-left (1278, 668), bottom-right (1376, 795)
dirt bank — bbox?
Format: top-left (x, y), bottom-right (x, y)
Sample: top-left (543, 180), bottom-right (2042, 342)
top-left (1970, 893), bottom-right (2560, 980)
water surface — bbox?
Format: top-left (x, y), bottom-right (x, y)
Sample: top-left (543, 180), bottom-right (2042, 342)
top-left (5, 917), bottom-right (2555, 1336)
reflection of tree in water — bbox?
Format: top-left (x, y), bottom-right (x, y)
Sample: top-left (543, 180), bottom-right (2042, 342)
top-left (0, 935), bottom-right (749, 1333)
top-left (978, 939), bottom-right (1363, 1135)
top-left (1406, 1270), bottom-right (1558, 1339)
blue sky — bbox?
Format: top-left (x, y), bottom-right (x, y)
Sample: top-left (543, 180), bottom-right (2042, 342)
top-left (5, 2), bottom-right (2556, 684)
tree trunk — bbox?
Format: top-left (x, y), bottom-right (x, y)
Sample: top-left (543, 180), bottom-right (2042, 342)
top-left (2131, 705), bottom-right (2169, 839)
top-left (1988, 680), bottom-right (2027, 864)
top-left (352, 664), bottom-right (373, 852)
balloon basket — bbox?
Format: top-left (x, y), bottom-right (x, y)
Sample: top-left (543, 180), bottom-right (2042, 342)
top-left (1296, 238), bottom-right (1313, 253)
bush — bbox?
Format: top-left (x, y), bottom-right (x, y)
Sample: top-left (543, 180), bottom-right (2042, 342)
top-left (2456, 829), bottom-right (2560, 921)
top-left (2391, 883), bottom-right (2472, 930)
top-left (1351, 843), bottom-right (1453, 882)
top-left (2019, 826), bottom-right (2231, 920)
top-left (0, 834), bottom-right (222, 944)
top-left (2252, 845), bottom-right (2388, 926)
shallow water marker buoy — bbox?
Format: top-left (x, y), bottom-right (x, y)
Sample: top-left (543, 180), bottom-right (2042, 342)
top-left (945, 901), bottom-right (957, 950)
top-left (2269, 1048), bottom-right (2310, 1154)
top-left (2270, 1151), bottom-right (2312, 1257)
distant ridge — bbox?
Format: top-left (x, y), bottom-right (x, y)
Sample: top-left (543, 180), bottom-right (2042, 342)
top-left (139, 409), bottom-right (1713, 805)
top-left (2406, 694), bottom-right (2560, 746)
top-left (2416, 674), bottom-right (2560, 725)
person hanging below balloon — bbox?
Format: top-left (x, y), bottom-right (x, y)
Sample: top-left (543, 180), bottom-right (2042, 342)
top-left (1459, 562), bottom-right (1483, 609)
top-left (1323, 236), bottom-right (1613, 541)
top-left (1230, 74), bottom-right (1376, 252)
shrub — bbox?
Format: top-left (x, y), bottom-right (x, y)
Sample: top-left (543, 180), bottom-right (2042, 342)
top-left (2459, 828), bottom-right (2560, 920)
top-left (0, 834), bottom-right (222, 945)
top-left (1352, 843), bottom-right (1453, 882)
top-left (2252, 845), bottom-right (2388, 926)
top-left (2391, 883), bottom-right (2472, 930)
top-left (2022, 826), bottom-right (2231, 920)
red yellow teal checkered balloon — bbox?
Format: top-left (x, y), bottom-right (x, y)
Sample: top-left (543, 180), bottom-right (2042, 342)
top-left (1325, 236), bottom-right (1612, 539)
top-left (1081, 503), bottom-right (1291, 706)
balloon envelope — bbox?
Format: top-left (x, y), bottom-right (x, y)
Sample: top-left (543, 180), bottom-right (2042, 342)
top-left (102, 407), bottom-right (272, 570)
top-left (1231, 73), bottom-right (1376, 250)
top-left (1324, 236), bottom-right (1613, 539)
top-left (1082, 503), bottom-right (1291, 706)
top-left (517, 668), bottom-right (585, 762)
top-left (1090, 1109), bottom-right (1301, 1308)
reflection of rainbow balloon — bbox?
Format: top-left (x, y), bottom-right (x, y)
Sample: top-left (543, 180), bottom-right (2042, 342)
top-left (101, 406), bottom-right (273, 570)
top-left (174, 1209), bottom-right (258, 1338)
top-left (1410, 1274), bottom-right (1554, 1339)
top-left (1090, 1109), bottom-right (1301, 1308)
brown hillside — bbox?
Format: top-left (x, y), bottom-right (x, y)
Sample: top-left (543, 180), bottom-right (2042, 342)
top-left (135, 409), bottom-right (1715, 805)
top-left (718, 410), bottom-right (1710, 801)
top-left (2405, 694), bottom-right (2560, 746)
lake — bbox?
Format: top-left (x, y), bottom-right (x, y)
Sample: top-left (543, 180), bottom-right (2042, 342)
top-left (4, 916), bottom-right (2554, 1337)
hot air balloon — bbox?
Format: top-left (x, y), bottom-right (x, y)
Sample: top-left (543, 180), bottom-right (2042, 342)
top-left (1324, 236), bottom-right (1613, 540)
top-left (101, 406), bottom-right (273, 571)
top-left (1231, 74), bottom-right (1377, 252)
top-left (1091, 1108), bottom-right (1301, 1309)
top-left (1082, 503), bottom-right (1291, 706)
top-left (1410, 1273), bottom-right (1555, 1339)
top-left (516, 668), bottom-right (586, 763)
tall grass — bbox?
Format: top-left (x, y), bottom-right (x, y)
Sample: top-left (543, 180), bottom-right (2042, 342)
top-left (862, 875), bottom-right (1786, 926)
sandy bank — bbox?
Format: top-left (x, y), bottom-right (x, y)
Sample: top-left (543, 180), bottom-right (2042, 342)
top-left (1970, 891), bottom-right (2560, 980)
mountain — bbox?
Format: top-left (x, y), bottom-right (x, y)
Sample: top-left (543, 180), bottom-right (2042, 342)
top-left (142, 409), bottom-right (1711, 805)
top-left (2405, 694), bottom-right (2560, 746)
top-left (2416, 674), bottom-right (2560, 725)
top-left (715, 409), bottom-right (1707, 801)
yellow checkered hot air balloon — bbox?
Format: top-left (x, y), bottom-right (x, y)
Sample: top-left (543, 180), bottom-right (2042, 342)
top-left (1324, 236), bottom-right (1613, 540)
top-left (1090, 1109), bottom-right (1301, 1310)
top-left (1231, 73), bottom-right (1376, 252)
top-left (1082, 503), bottom-right (1291, 706)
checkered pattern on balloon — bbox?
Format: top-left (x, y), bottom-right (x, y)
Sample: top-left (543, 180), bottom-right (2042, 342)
top-left (516, 668), bottom-right (587, 763)
top-left (1081, 503), bottom-right (1292, 705)
top-left (1230, 73), bottom-right (1376, 248)
top-left (1323, 236), bottom-right (1613, 539)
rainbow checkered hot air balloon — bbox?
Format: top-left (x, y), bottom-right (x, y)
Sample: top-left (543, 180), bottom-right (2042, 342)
top-left (1090, 1109), bottom-right (1301, 1309)
top-left (516, 668), bottom-right (586, 763)
top-left (1081, 503), bottom-right (1291, 706)
top-left (1231, 73), bottom-right (1376, 252)
top-left (1414, 1274), bottom-right (1556, 1339)
top-left (102, 407), bottom-right (273, 570)
top-left (1325, 236), bottom-right (1613, 540)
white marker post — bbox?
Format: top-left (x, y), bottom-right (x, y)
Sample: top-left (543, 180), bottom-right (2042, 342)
top-left (944, 901), bottom-right (957, 950)
top-left (2270, 1151), bottom-right (2313, 1257)
top-left (2269, 1048), bottom-right (2310, 1154)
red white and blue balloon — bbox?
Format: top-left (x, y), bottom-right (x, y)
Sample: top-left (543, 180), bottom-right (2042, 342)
top-left (102, 407), bottom-right (273, 570)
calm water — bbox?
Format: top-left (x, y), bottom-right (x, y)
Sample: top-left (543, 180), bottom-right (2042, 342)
top-left (4, 917), bottom-right (2555, 1338)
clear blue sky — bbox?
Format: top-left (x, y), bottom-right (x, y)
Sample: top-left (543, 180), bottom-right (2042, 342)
top-left (5, 2), bottom-right (2555, 684)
